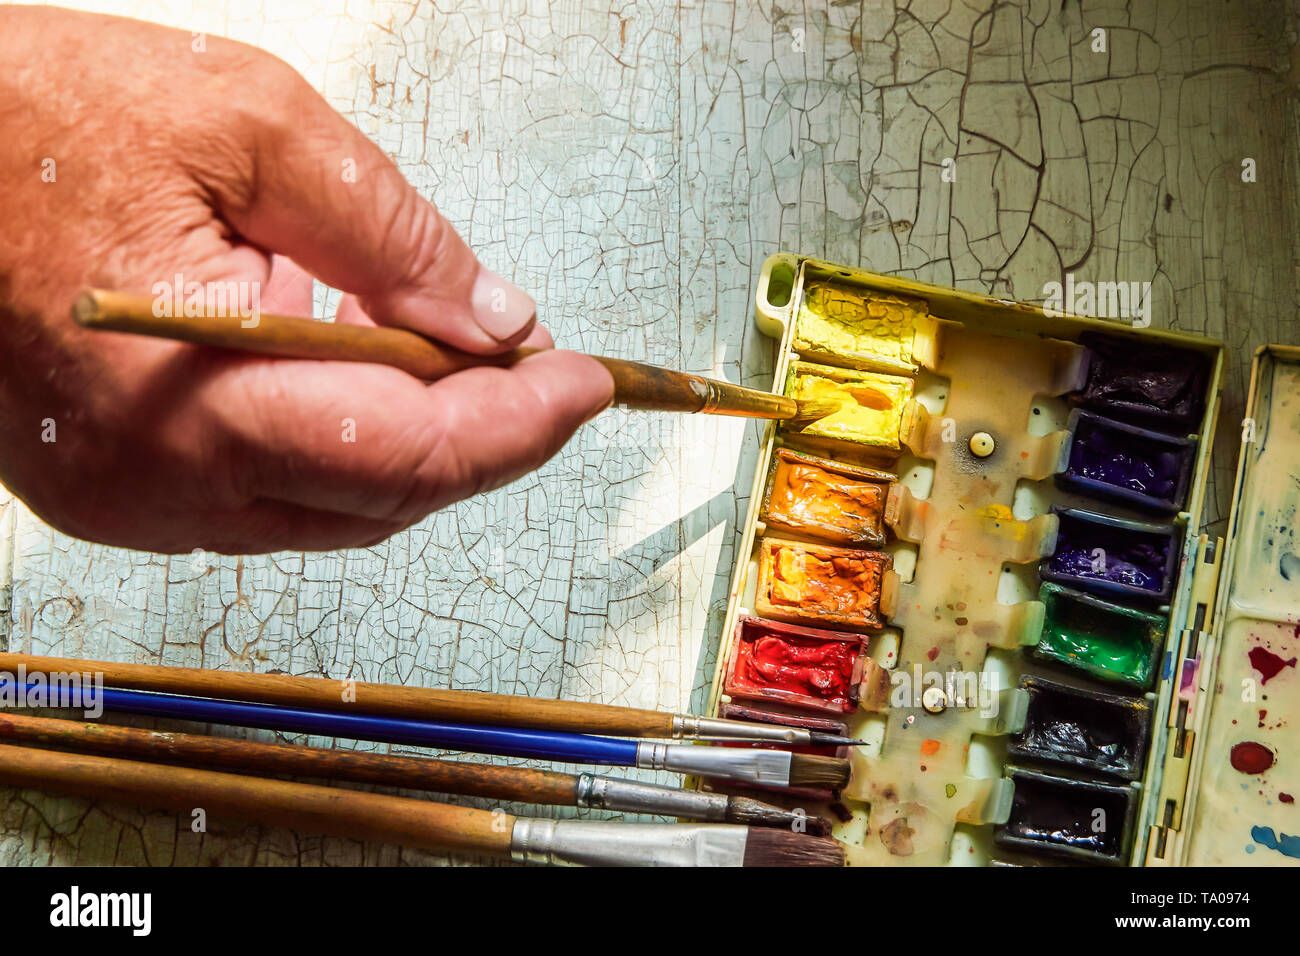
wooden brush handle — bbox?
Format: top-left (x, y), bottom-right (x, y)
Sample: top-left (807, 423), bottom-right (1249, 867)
top-left (0, 653), bottom-right (675, 738)
top-left (0, 712), bottom-right (579, 805)
top-left (74, 289), bottom-right (797, 419)
top-left (0, 742), bottom-right (514, 857)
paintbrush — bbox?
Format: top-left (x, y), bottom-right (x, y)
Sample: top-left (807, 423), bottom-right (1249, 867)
top-left (0, 744), bottom-right (845, 865)
top-left (0, 712), bottom-right (828, 834)
top-left (0, 653), bottom-right (863, 747)
top-left (72, 289), bottom-right (841, 423)
top-left (0, 678), bottom-right (851, 790)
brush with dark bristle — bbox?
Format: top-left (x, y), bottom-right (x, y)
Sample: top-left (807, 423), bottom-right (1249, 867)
top-left (806, 730), bottom-right (868, 747)
top-left (788, 752), bottom-right (852, 790)
top-left (725, 793), bottom-right (833, 836)
top-left (742, 828), bottom-right (847, 867)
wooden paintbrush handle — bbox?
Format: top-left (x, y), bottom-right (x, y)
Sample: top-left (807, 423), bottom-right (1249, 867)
top-left (0, 743), bottom-right (514, 857)
top-left (0, 712), bottom-right (579, 805)
top-left (73, 288), bottom-right (515, 381)
top-left (73, 289), bottom-right (798, 419)
top-left (0, 653), bottom-right (675, 738)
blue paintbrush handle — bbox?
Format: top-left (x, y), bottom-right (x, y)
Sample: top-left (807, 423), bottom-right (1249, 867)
top-left (0, 681), bottom-right (640, 767)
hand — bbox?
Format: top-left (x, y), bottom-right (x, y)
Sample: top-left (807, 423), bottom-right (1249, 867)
top-left (0, 6), bottom-right (613, 553)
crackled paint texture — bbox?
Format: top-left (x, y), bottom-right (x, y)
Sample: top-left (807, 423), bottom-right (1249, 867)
top-left (0, 0), bottom-right (1296, 864)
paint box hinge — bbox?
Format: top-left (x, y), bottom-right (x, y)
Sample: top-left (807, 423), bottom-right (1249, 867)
top-left (1145, 534), bottom-right (1223, 866)
top-left (1145, 727), bottom-right (1194, 865)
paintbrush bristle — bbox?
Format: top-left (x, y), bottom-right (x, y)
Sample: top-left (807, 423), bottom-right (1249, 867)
top-left (725, 795), bottom-right (832, 836)
top-left (789, 398), bottom-right (842, 423)
top-left (788, 753), bottom-right (851, 790)
top-left (742, 828), bottom-right (846, 867)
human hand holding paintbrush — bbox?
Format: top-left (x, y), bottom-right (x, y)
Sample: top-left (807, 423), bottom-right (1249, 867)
top-left (0, 7), bottom-right (612, 554)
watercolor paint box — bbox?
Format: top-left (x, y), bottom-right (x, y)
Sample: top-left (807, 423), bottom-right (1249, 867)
top-left (699, 254), bottom-right (1300, 866)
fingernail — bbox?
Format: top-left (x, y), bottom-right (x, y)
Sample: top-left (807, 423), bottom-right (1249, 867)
top-left (470, 266), bottom-right (536, 341)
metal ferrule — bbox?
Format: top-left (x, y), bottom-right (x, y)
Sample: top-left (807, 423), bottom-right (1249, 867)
top-left (510, 818), bottom-right (750, 867)
top-left (573, 773), bottom-right (729, 821)
top-left (695, 378), bottom-right (797, 420)
top-left (671, 714), bottom-right (810, 746)
top-left (636, 741), bottom-right (792, 787)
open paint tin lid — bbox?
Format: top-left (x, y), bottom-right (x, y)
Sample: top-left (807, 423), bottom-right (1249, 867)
top-left (1165, 346), bottom-right (1300, 865)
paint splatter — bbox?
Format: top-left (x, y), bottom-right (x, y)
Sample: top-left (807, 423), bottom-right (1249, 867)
top-left (879, 817), bottom-right (915, 856)
top-left (1230, 741), bottom-right (1275, 774)
top-left (1248, 646), bottom-right (1296, 684)
top-left (945, 783), bottom-right (957, 798)
top-left (1280, 793), bottom-right (1294, 804)
top-left (921, 738), bottom-right (941, 755)
top-left (1251, 825), bottom-right (1300, 859)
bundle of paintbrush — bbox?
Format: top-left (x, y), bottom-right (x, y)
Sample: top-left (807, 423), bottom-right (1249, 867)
top-left (0, 654), bottom-right (854, 789)
top-left (0, 654), bottom-right (855, 865)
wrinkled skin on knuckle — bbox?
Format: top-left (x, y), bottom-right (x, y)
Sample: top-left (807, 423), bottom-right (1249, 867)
top-left (0, 11), bottom-right (295, 550)
top-left (377, 181), bottom-right (447, 291)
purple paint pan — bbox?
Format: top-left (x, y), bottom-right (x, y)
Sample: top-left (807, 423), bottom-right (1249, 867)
top-left (1056, 409), bottom-right (1196, 513)
top-left (1075, 332), bottom-right (1209, 429)
top-left (1039, 507), bottom-right (1181, 604)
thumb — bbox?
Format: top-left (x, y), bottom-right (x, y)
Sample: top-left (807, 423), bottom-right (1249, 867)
top-left (195, 56), bottom-right (532, 352)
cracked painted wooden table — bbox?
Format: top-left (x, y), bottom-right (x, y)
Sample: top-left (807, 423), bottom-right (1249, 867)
top-left (0, 0), bottom-right (1296, 865)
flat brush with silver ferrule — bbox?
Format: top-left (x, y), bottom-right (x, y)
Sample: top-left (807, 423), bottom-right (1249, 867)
top-left (634, 741), bottom-right (849, 790)
top-left (509, 819), bottom-right (846, 867)
top-left (73, 290), bottom-right (841, 424)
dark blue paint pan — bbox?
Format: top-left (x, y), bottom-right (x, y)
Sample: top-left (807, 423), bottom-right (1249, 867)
top-left (1056, 409), bottom-right (1195, 514)
top-left (1009, 676), bottom-right (1153, 781)
top-left (1075, 331), bottom-right (1209, 429)
top-left (995, 767), bottom-right (1136, 865)
top-left (1039, 507), bottom-right (1181, 604)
